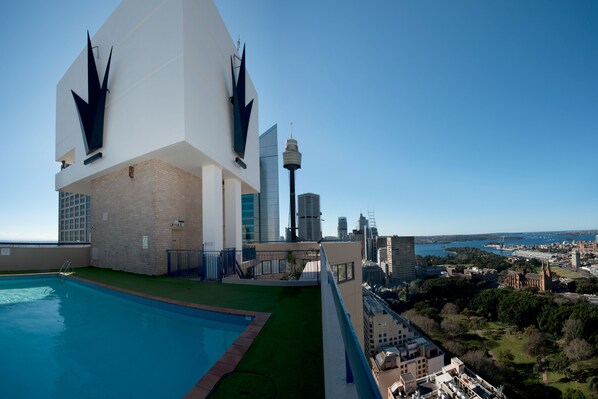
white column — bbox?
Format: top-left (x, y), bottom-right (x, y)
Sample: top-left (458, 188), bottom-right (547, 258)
top-left (202, 164), bottom-right (223, 252)
top-left (224, 177), bottom-right (242, 250)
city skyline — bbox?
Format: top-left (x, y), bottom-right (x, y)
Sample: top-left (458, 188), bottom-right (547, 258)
top-left (1, 0), bottom-right (597, 241)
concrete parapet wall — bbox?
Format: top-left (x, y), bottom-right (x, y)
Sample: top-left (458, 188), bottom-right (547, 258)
top-left (0, 246), bottom-right (90, 271)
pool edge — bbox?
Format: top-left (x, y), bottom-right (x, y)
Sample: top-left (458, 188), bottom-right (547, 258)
top-left (1, 272), bottom-right (271, 399)
top-left (65, 275), bottom-right (271, 399)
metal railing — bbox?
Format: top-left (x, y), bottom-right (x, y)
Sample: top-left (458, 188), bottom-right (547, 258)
top-left (320, 245), bottom-right (382, 399)
top-left (166, 249), bottom-right (320, 282)
top-left (0, 242), bottom-right (90, 247)
top-left (59, 260), bottom-right (72, 275)
top-left (166, 250), bottom-right (225, 281)
top-left (243, 250), bottom-right (320, 281)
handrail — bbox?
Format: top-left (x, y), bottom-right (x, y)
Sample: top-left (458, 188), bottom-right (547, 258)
top-left (234, 259), bottom-right (244, 278)
top-left (320, 245), bottom-right (383, 399)
top-left (0, 242), bottom-right (90, 247)
top-left (59, 260), bottom-right (72, 275)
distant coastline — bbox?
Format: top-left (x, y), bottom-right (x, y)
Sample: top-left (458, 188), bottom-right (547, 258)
top-left (415, 229), bottom-right (598, 245)
top-left (415, 230), bottom-right (598, 258)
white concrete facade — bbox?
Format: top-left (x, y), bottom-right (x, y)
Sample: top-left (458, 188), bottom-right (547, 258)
top-left (55, 0), bottom-right (259, 260)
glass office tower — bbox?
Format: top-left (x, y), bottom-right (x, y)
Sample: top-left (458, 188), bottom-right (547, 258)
top-left (241, 124), bottom-right (280, 243)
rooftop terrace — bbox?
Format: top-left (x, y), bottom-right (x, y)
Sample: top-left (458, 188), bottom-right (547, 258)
top-left (48, 267), bottom-right (323, 398)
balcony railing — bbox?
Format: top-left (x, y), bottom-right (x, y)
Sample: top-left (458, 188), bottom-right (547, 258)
top-left (166, 248), bottom-right (320, 282)
top-left (320, 245), bottom-right (382, 399)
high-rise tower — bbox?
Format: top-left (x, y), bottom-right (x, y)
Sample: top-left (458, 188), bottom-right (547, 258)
top-left (298, 193), bottom-right (321, 241)
top-left (338, 217), bottom-right (348, 240)
top-left (241, 124), bottom-right (280, 243)
top-left (283, 137), bottom-right (301, 241)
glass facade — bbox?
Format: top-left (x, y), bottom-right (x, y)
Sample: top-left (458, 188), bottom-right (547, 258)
top-left (338, 216), bottom-right (348, 239)
top-left (241, 194), bottom-right (258, 242)
top-left (298, 193), bottom-right (321, 241)
top-left (58, 192), bottom-right (91, 242)
top-left (241, 124), bottom-right (280, 243)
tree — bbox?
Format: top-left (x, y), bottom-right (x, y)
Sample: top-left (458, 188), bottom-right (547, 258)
top-left (496, 349), bottom-right (514, 366)
top-left (441, 316), bottom-right (465, 337)
top-left (563, 388), bottom-right (586, 399)
top-left (563, 319), bottom-right (584, 343)
top-left (576, 277), bottom-right (598, 295)
top-left (524, 331), bottom-right (546, 357)
top-left (461, 350), bottom-right (501, 379)
top-left (569, 303), bottom-right (598, 344)
top-left (472, 289), bottom-right (503, 320)
top-left (547, 353), bottom-right (570, 375)
top-left (564, 338), bottom-right (593, 367)
top-left (403, 310), bottom-right (440, 335)
top-left (444, 340), bottom-right (465, 356)
top-left (497, 290), bottom-right (548, 329)
top-left (588, 376), bottom-right (598, 399)
top-left (442, 302), bottom-right (459, 315)
top-left (538, 302), bottom-right (574, 336)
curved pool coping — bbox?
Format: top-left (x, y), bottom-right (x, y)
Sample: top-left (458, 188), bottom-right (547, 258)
top-left (0, 272), bottom-right (271, 399)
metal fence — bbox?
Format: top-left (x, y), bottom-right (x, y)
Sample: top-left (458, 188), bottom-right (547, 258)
top-left (166, 248), bottom-right (320, 282)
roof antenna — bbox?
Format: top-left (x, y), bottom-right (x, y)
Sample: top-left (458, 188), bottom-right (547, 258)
top-left (290, 121), bottom-right (294, 139)
top-left (236, 35), bottom-right (241, 53)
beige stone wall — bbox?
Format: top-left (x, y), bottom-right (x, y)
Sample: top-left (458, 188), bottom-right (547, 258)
top-left (0, 246), bottom-right (90, 271)
top-left (90, 159), bottom-right (201, 275)
top-left (322, 242), bottom-right (365, 351)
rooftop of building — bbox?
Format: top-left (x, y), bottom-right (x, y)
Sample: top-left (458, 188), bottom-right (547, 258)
top-left (389, 358), bottom-right (503, 399)
top-left (2, 241), bottom-right (380, 398)
top-left (363, 289), bottom-right (418, 328)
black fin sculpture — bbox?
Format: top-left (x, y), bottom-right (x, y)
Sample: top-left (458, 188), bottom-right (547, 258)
top-left (72, 31), bottom-right (113, 156)
top-left (230, 45), bottom-right (254, 159)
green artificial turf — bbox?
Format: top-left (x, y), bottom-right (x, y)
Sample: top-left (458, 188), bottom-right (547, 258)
top-left (71, 267), bottom-right (324, 399)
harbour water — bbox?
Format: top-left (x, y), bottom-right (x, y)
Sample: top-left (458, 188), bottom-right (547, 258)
top-left (415, 232), bottom-right (597, 257)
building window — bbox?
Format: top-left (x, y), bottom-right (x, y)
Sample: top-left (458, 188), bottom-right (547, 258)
top-left (332, 262), bottom-right (355, 283)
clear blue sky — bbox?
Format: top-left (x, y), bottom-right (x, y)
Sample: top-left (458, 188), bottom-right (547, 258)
top-left (1, 0), bottom-right (597, 241)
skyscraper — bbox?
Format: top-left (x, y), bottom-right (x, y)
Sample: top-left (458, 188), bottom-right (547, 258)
top-left (384, 236), bottom-right (416, 282)
top-left (241, 124), bottom-right (280, 243)
top-left (58, 192), bottom-right (91, 242)
top-left (298, 193), bottom-right (321, 241)
top-left (572, 251), bottom-right (581, 269)
top-left (357, 213), bottom-right (369, 233)
top-left (337, 216), bottom-right (348, 240)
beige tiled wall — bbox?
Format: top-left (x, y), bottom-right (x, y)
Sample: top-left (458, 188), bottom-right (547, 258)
top-left (90, 159), bottom-right (202, 275)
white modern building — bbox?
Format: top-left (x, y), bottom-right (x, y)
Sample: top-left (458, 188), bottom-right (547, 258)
top-left (55, 0), bottom-right (259, 274)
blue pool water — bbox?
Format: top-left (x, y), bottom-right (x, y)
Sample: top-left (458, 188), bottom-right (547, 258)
top-left (0, 276), bottom-right (250, 399)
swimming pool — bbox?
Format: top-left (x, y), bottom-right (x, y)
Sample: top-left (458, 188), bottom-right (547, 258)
top-left (0, 275), bottom-right (251, 398)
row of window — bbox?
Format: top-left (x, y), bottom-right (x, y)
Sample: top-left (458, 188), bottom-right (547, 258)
top-left (59, 193), bottom-right (90, 208)
top-left (254, 259), bottom-right (288, 276)
top-left (60, 218), bottom-right (89, 230)
top-left (59, 230), bottom-right (90, 242)
top-left (332, 262), bottom-right (354, 283)
top-left (60, 207), bottom-right (90, 219)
